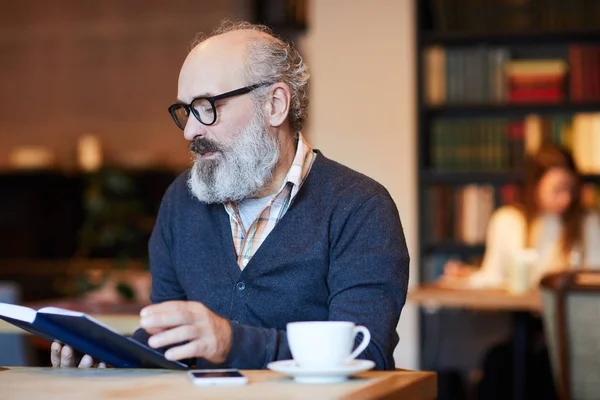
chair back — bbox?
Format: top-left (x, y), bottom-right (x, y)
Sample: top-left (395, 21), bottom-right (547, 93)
top-left (0, 281), bottom-right (31, 366)
top-left (540, 270), bottom-right (600, 400)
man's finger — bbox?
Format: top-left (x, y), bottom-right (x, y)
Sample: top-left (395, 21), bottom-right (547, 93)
top-left (50, 342), bottom-right (62, 367)
top-left (145, 327), bottom-right (167, 335)
top-left (60, 345), bottom-right (75, 367)
top-left (141, 301), bottom-right (205, 317)
top-left (98, 362), bottom-right (107, 368)
top-left (78, 355), bottom-right (93, 368)
top-left (148, 324), bottom-right (202, 349)
top-left (140, 310), bottom-right (200, 330)
top-left (164, 339), bottom-right (209, 362)
top-left (141, 301), bottom-right (187, 317)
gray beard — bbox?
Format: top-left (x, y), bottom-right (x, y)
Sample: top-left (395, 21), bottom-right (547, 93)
top-left (187, 113), bottom-right (280, 204)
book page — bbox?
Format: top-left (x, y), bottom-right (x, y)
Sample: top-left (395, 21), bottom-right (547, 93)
top-left (0, 302), bottom-right (36, 323)
top-left (38, 307), bottom-right (84, 317)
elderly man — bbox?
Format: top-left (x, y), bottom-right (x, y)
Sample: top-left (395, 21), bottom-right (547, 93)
top-left (51, 21), bottom-right (409, 370)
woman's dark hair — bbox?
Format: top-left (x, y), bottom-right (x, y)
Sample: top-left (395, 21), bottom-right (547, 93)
top-left (517, 145), bottom-right (584, 254)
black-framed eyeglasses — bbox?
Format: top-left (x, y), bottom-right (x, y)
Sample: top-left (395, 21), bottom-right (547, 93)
top-left (167, 82), bottom-right (273, 130)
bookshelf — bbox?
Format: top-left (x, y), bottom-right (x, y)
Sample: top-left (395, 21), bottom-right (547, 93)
top-left (426, 101), bottom-right (600, 117)
top-left (253, 0), bottom-right (307, 39)
top-left (422, 29), bottom-right (600, 46)
top-left (416, 0), bottom-right (600, 370)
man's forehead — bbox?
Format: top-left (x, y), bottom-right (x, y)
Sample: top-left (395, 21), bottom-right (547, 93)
top-left (177, 34), bottom-right (249, 102)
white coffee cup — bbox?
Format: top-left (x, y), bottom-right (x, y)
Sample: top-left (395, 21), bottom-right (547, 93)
top-left (508, 248), bottom-right (538, 295)
top-left (287, 321), bottom-right (371, 369)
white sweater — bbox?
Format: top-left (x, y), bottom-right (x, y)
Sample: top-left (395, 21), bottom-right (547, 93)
top-left (469, 206), bottom-right (600, 288)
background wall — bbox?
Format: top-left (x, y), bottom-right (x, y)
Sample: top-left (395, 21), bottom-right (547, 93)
top-left (306, 0), bottom-right (418, 369)
top-left (0, 0), bottom-right (248, 170)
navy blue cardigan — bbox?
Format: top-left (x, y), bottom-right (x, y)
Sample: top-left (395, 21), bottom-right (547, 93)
top-left (133, 150), bottom-right (409, 370)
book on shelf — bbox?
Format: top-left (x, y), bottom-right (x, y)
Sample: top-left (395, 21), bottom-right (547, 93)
top-left (522, 112), bottom-right (600, 172)
top-left (424, 184), bottom-right (505, 245)
top-left (425, 46), bottom-right (446, 106)
top-left (572, 114), bottom-right (600, 174)
top-left (424, 45), bottom-right (600, 105)
top-left (431, 118), bottom-right (521, 171)
top-left (425, 46), bottom-right (511, 105)
top-left (569, 45), bottom-right (600, 102)
top-left (430, 112), bottom-right (600, 173)
top-left (0, 302), bottom-right (188, 370)
top-left (506, 59), bottom-right (567, 103)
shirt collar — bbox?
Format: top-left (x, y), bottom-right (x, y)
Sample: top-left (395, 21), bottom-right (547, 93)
top-left (282, 132), bottom-right (314, 197)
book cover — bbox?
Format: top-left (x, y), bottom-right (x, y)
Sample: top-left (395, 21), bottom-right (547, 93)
top-left (0, 303), bottom-right (188, 370)
top-left (425, 46), bottom-right (446, 106)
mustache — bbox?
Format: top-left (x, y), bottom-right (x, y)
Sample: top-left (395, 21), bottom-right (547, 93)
top-left (189, 137), bottom-right (222, 154)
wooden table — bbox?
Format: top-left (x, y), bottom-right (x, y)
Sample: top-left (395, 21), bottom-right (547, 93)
top-left (0, 367), bottom-right (437, 400)
top-left (408, 284), bottom-right (543, 400)
top-left (408, 284), bottom-right (542, 312)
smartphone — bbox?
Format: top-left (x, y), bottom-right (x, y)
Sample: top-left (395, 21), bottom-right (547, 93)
top-left (187, 369), bottom-right (248, 386)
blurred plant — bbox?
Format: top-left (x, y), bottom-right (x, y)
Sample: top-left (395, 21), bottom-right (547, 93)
top-left (72, 167), bottom-right (153, 300)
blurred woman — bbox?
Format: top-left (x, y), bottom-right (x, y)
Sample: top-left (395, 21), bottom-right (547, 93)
top-left (445, 144), bottom-right (600, 287)
top-left (442, 144), bottom-right (600, 400)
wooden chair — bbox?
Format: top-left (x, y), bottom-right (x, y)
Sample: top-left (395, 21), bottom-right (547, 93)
top-left (540, 270), bottom-right (600, 400)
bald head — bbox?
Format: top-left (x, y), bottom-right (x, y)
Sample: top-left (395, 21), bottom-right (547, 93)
top-left (177, 30), bottom-right (263, 103)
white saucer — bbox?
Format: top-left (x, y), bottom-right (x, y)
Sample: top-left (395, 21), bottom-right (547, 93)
top-left (266, 359), bottom-right (376, 384)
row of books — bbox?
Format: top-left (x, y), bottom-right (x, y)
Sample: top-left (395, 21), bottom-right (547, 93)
top-left (428, 0), bottom-right (600, 33)
top-left (425, 46), bottom-right (509, 104)
top-left (507, 59), bottom-right (566, 103)
top-left (424, 45), bottom-right (600, 105)
top-left (423, 183), bottom-right (600, 265)
top-left (431, 118), bottom-right (524, 170)
top-left (570, 45), bottom-right (600, 102)
top-left (423, 184), bottom-right (517, 246)
top-left (430, 113), bottom-right (600, 172)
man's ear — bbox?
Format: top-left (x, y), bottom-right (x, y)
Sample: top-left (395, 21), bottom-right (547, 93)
top-left (264, 82), bottom-right (291, 128)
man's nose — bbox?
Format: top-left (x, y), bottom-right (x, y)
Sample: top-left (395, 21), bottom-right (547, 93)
top-left (183, 117), bottom-right (207, 141)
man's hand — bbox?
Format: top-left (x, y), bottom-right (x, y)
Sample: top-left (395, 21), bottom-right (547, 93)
top-left (140, 301), bottom-right (232, 364)
top-left (50, 342), bottom-right (106, 368)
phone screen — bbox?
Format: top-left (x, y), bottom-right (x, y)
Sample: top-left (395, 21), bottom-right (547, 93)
top-left (191, 370), bottom-right (244, 379)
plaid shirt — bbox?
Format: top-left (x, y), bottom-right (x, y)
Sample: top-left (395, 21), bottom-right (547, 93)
top-left (223, 133), bottom-right (316, 269)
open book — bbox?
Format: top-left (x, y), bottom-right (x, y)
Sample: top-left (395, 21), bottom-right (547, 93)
top-left (0, 302), bottom-right (188, 369)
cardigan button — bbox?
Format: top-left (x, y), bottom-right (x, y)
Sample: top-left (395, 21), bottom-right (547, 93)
top-left (236, 281), bottom-right (246, 292)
